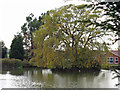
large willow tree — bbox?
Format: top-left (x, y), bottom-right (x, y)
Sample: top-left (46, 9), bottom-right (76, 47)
top-left (30, 4), bottom-right (114, 70)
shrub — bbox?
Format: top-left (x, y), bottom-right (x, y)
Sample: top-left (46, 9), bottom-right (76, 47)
top-left (1, 58), bottom-right (22, 68)
top-left (90, 59), bottom-right (101, 70)
top-left (22, 60), bottom-right (32, 67)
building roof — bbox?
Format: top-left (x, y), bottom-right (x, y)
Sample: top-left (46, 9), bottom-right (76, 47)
top-left (111, 51), bottom-right (120, 57)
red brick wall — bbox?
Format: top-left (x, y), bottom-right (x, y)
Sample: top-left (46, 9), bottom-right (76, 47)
top-left (105, 52), bottom-right (119, 65)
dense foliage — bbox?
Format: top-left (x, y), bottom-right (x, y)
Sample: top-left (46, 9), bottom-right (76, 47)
top-left (2, 58), bottom-right (22, 68)
top-left (1, 58), bottom-right (32, 68)
top-left (0, 41), bottom-right (7, 58)
top-left (9, 34), bottom-right (25, 60)
top-left (21, 13), bottom-right (47, 60)
top-left (30, 4), bottom-right (113, 70)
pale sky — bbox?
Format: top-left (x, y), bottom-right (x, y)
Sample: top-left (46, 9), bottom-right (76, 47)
top-left (0, 0), bottom-right (88, 49)
top-left (0, 0), bottom-right (118, 50)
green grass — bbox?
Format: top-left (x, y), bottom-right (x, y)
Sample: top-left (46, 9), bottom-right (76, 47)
top-left (101, 63), bottom-right (119, 69)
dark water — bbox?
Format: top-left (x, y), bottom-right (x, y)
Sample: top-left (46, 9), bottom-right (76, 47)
top-left (0, 68), bottom-right (118, 88)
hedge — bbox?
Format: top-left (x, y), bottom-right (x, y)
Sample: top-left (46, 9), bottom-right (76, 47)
top-left (1, 58), bottom-right (32, 68)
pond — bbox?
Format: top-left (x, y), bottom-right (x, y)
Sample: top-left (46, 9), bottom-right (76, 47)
top-left (0, 68), bottom-right (118, 88)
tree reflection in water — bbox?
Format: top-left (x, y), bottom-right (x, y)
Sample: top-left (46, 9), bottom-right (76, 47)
top-left (0, 68), bottom-right (118, 88)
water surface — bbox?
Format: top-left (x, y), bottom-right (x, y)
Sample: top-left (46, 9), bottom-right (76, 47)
top-left (0, 68), bottom-right (118, 88)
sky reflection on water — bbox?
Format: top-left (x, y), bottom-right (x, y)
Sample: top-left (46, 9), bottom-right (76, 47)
top-left (0, 68), bottom-right (118, 88)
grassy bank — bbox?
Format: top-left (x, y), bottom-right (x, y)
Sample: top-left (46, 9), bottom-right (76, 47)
top-left (101, 63), bottom-right (120, 70)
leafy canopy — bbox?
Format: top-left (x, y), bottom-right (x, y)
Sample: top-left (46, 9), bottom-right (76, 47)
top-left (30, 4), bottom-right (113, 69)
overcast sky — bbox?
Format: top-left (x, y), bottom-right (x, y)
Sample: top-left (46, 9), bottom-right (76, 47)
top-left (0, 0), bottom-right (118, 50)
